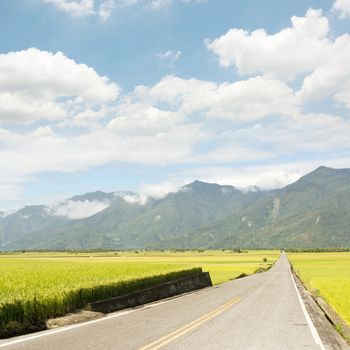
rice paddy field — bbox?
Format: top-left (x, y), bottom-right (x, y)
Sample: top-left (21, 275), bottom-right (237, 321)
top-left (288, 252), bottom-right (350, 327)
top-left (0, 250), bottom-right (278, 337)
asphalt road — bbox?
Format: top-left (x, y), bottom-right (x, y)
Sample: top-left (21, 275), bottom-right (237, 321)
top-left (0, 253), bottom-right (346, 350)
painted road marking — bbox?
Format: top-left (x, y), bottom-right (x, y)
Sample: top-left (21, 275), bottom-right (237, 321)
top-left (290, 271), bottom-right (326, 350)
top-left (139, 296), bottom-right (241, 350)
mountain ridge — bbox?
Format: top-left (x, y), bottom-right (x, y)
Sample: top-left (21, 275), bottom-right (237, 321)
top-left (1, 166), bottom-right (349, 250)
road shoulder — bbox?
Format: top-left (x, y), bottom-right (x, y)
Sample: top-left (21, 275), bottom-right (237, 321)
top-left (292, 270), bottom-right (349, 350)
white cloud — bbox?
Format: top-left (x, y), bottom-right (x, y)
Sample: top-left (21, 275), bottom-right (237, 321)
top-left (146, 0), bottom-right (205, 10)
top-left (185, 166), bottom-right (303, 190)
top-left (108, 102), bottom-right (183, 135)
top-left (58, 105), bottom-right (114, 129)
top-left (227, 113), bottom-right (350, 155)
top-left (121, 193), bottom-right (148, 205)
top-left (140, 180), bottom-right (185, 198)
top-left (147, 0), bottom-right (172, 10)
top-left (0, 117), bottom-right (202, 197)
top-left (0, 48), bottom-right (119, 104)
top-left (297, 34), bottom-right (350, 109)
top-left (0, 48), bottom-right (119, 123)
top-left (182, 0), bottom-right (207, 3)
top-left (207, 9), bottom-right (330, 81)
top-left (49, 199), bottom-right (109, 219)
top-left (98, 0), bottom-right (114, 21)
top-left (3, 4), bottom-right (350, 210)
top-left (207, 8), bottom-right (350, 112)
top-left (182, 156), bottom-right (350, 191)
top-left (205, 77), bottom-right (296, 121)
top-left (0, 92), bottom-right (65, 123)
top-left (157, 50), bottom-right (182, 67)
top-left (333, 0), bottom-right (350, 18)
top-left (43, 0), bottom-right (206, 19)
top-left (44, 0), bottom-right (95, 17)
top-left (142, 75), bottom-right (297, 121)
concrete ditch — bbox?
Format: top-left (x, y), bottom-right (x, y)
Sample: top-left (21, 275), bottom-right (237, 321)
top-left (90, 271), bottom-right (212, 314)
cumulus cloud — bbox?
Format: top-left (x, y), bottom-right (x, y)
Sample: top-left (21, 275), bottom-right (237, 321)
top-left (108, 102), bottom-right (183, 135)
top-left (141, 75), bottom-right (297, 121)
top-left (207, 9), bottom-right (330, 81)
top-left (0, 92), bottom-right (65, 123)
top-left (333, 0), bottom-right (350, 18)
top-left (0, 48), bottom-right (119, 123)
top-left (207, 8), bottom-right (350, 112)
top-left (297, 34), bottom-right (350, 109)
top-left (140, 180), bottom-right (185, 199)
top-left (3, 5), bottom-right (350, 210)
top-left (121, 193), bottom-right (148, 205)
top-left (49, 199), bottom-right (109, 219)
top-left (0, 48), bottom-right (119, 104)
top-left (43, 0), bottom-right (95, 17)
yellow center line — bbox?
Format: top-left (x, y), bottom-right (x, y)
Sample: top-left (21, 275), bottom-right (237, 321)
top-left (139, 296), bottom-right (241, 350)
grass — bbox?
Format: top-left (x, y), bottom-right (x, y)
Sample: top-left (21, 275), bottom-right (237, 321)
top-left (0, 250), bottom-right (279, 337)
top-left (288, 252), bottom-right (350, 327)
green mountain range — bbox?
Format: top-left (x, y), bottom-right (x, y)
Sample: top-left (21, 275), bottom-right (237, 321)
top-left (1, 166), bottom-right (349, 250)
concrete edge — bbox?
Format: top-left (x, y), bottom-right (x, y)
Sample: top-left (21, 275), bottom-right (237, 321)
top-left (312, 296), bottom-right (350, 344)
top-left (292, 267), bottom-right (350, 343)
top-left (90, 271), bottom-right (213, 314)
top-left (290, 266), bottom-right (350, 349)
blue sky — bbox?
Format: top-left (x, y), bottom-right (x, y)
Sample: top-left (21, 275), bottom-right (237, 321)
top-left (0, 0), bottom-right (350, 210)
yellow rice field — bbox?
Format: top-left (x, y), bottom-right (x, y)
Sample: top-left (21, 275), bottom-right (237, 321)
top-left (0, 250), bottom-right (278, 337)
top-left (288, 252), bottom-right (350, 326)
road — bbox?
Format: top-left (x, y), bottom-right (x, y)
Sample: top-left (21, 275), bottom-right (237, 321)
top-left (0, 253), bottom-right (347, 350)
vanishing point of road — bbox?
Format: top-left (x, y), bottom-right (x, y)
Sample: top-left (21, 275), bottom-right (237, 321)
top-left (0, 253), bottom-right (348, 350)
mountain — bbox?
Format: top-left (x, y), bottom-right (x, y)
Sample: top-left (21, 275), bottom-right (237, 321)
top-left (1, 166), bottom-right (350, 250)
top-left (0, 191), bottom-right (122, 249)
top-left (0, 206), bottom-right (68, 249)
top-left (164, 166), bottom-right (350, 249)
top-left (4, 181), bottom-right (263, 250)
top-left (69, 190), bottom-right (117, 202)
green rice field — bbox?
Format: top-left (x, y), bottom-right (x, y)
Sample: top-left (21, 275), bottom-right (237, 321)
top-left (288, 252), bottom-right (350, 327)
top-left (0, 250), bottom-right (278, 337)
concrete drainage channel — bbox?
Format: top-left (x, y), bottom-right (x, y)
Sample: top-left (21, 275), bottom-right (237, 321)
top-left (89, 272), bottom-right (212, 313)
top-left (47, 272), bottom-right (213, 328)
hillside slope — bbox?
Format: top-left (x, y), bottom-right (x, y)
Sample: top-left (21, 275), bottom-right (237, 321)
top-left (2, 166), bottom-right (350, 250)
top-left (166, 167), bottom-right (350, 249)
top-left (6, 181), bottom-right (262, 250)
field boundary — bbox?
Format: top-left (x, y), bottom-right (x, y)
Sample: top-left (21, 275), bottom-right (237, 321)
top-left (313, 295), bottom-right (350, 345)
top-left (90, 271), bottom-right (212, 313)
top-left (0, 267), bottom-right (202, 339)
top-left (290, 265), bottom-right (350, 348)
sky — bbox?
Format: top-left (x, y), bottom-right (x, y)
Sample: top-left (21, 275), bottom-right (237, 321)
top-left (0, 0), bottom-right (350, 210)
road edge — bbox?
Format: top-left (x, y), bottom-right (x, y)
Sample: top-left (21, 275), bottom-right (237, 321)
top-left (291, 268), bottom-right (349, 350)
top-left (290, 269), bottom-right (326, 350)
